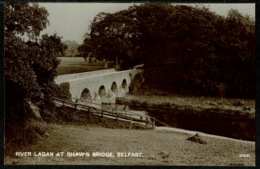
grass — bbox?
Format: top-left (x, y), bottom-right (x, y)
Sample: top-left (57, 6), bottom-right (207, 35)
top-left (5, 120), bottom-right (49, 156)
top-left (46, 106), bottom-right (150, 130)
top-left (57, 66), bottom-right (105, 75)
top-left (58, 57), bottom-right (102, 66)
top-left (57, 57), bottom-right (108, 75)
top-left (117, 94), bottom-right (255, 114)
top-left (5, 122), bottom-right (255, 165)
top-left (4, 100), bottom-right (255, 165)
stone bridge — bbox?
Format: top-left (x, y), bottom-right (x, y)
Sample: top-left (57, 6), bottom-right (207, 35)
top-left (54, 68), bottom-right (143, 105)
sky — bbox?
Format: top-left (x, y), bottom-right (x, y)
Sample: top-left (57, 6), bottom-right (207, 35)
top-left (39, 3), bottom-right (255, 44)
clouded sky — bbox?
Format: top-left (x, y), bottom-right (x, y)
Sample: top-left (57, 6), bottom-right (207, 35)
top-left (39, 3), bottom-right (255, 44)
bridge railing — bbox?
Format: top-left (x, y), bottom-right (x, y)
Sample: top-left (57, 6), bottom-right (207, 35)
top-left (52, 97), bottom-right (156, 127)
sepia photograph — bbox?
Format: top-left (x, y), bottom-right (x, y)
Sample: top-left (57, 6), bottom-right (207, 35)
top-left (3, 2), bottom-right (256, 166)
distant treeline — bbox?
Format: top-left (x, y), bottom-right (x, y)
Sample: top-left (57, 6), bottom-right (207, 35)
top-left (62, 40), bottom-right (80, 57)
top-left (79, 3), bottom-right (255, 98)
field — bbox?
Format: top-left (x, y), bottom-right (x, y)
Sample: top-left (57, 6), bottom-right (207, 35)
top-left (57, 57), bottom-right (107, 75)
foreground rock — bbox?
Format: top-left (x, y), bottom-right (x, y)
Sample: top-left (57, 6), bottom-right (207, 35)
top-left (187, 133), bottom-right (207, 144)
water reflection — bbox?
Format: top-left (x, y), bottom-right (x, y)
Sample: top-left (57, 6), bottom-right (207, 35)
top-left (125, 105), bottom-right (255, 141)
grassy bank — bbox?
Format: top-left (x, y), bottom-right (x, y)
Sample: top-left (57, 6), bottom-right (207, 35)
top-left (117, 94), bottom-right (255, 117)
top-left (43, 106), bottom-right (151, 130)
top-left (5, 106), bottom-right (151, 157)
top-left (5, 105), bottom-right (255, 166)
top-left (5, 123), bottom-right (255, 165)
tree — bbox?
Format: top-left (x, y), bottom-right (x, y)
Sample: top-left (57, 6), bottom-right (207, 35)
top-left (78, 36), bottom-right (97, 60)
top-left (81, 3), bottom-right (255, 98)
top-left (5, 3), bottom-right (67, 121)
top-left (63, 40), bottom-right (80, 57)
top-left (216, 9), bottom-right (255, 97)
top-left (80, 10), bottom-right (141, 67)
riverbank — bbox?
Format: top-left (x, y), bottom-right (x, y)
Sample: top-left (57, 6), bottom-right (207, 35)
top-left (117, 94), bottom-right (255, 115)
top-left (5, 122), bottom-right (255, 166)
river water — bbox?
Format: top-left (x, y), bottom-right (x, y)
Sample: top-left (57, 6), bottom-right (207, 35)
top-left (117, 104), bottom-right (255, 141)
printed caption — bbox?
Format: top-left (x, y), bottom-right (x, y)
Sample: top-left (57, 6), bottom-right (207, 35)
top-left (15, 152), bottom-right (143, 158)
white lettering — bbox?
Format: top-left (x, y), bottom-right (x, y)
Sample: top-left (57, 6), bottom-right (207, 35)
top-left (15, 152), bottom-right (32, 157)
top-left (92, 152), bottom-right (115, 157)
top-left (34, 152), bottom-right (54, 157)
top-left (66, 152), bottom-right (90, 157)
top-left (117, 152), bottom-right (143, 158)
top-left (239, 154), bottom-right (250, 158)
top-left (55, 152), bottom-right (64, 157)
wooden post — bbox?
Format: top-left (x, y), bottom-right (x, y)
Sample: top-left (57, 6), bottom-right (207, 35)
top-left (129, 115), bottom-right (133, 129)
top-left (88, 107), bottom-right (92, 119)
top-left (152, 117), bottom-right (156, 128)
top-left (145, 117), bottom-right (148, 126)
top-left (101, 110), bottom-right (103, 117)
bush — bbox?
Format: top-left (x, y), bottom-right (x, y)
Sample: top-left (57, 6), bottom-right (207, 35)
top-left (5, 120), bottom-right (48, 155)
top-left (55, 82), bottom-right (72, 100)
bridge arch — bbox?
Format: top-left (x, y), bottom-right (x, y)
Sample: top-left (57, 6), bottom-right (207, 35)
top-left (122, 79), bottom-right (128, 91)
top-left (111, 81), bottom-right (119, 96)
top-left (80, 88), bottom-right (92, 103)
top-left (55, 68), bottom-right (143, 102)
top-left (98, 85), bottom-right (106, 100)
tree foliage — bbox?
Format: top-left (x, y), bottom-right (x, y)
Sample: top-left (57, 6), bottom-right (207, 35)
top-left (80, 3), bottom-right (255, 98)
top-left (5, 3), bottom-right (67, 120)
top-left (88, 11), bottom-right (140, 63)
top-left (63, 40), bottom-right (80, 57)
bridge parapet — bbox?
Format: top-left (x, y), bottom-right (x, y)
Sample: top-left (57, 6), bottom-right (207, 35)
top-left (55, 68), bottom-right (116, 83)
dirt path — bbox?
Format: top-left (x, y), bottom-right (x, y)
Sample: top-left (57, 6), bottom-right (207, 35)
top-left (5, 123), bottom-right (255, 166)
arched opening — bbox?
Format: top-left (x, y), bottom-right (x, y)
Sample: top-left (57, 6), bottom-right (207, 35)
top-left (111, 82), bottom-right (118, 96)
top-left (122, 79), bottom-right (127, 91)
top-left (98, 85), bottom-right (106, 100)
top-left (80, 88), bottom-right (92, 103)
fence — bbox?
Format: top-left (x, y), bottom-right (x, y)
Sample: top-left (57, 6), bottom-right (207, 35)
top-left (52, 97), bottom-right (156, 127)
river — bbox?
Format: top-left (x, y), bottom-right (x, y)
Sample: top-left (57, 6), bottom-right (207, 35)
top-left (116, 104), bottom-right (255, 141)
